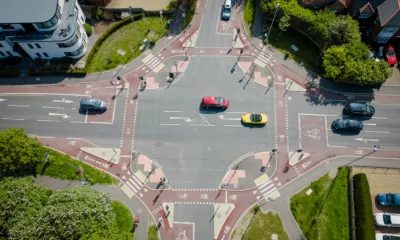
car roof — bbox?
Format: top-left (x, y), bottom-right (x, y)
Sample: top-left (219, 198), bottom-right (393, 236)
top-left (349, 102), bottom-right (367, 111)
top-left (81, 98), bottom-right (95, 104)
top-left (393, 194), bottom-right (400, 204)
top-left (203, 96), bottom-right (218, 104)
top-left (392, 215), bottom-right (400, 224)
top-left (347, 119), bottom-right (362, 127)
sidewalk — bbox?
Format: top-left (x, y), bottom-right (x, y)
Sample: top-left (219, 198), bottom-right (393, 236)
top-left (250, 6), bottom-right (400, 96)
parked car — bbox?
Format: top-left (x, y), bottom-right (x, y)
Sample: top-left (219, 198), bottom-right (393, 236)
top-left (376, 233), bottom-right (400, 240)
top-left (201, 96), bottom-right (229, 109)
top-left (343, 102), bottom-right (375, 117)
top-left (375, 213), bottom-right (400, 227)
top-left (331, 119), bottom-right (363, 131)
top-left (80, 98), bottom-right (107, 111)
top-left (377, 193), bottom-right (400, 207)
top-left (385, 46), bottom-right (398, 66)
top-left (241, 113), bottom-right (268, 125)
top-left (221, 0), bottom-right (232, 20)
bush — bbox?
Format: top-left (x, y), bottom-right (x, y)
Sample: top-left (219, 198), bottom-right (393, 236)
top-left (353, 173), bottom-right (375, 240)
top-left (166, 0), bottom-right (177, 10)
top-left (96, 8), bottom-right (103, 18)
top-left (244, 0), bottom-right (256, 29)
top-left (28, 69), bottom-right (87, 76)
top-left (85, 13), bottom-right (143, 72)
top-left (84, 23), bottom-right (93, 37)
top-left (0, 68), bottom-right (20, 77)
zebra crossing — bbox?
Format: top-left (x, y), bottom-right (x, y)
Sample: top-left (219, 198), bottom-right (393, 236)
top-left (253, 180), bottom-right (281, 202)
top-left (253, 49), bottom-right (276, 68)
top-left (121, 173), bottom-right (147, 198)
top-left (141, 53), bottom-right (165, 73)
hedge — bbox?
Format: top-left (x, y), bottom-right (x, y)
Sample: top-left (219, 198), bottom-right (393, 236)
top-left (0, 68), bottom-right (20, 77)
top-left (353, 173), bottom-right (375, 240)
top-left (84, 13), bottom-right (144, 72)
top-left (84, 23), bottom-right (93, 37)
top-left (28, 69), bottom-right (87, 76)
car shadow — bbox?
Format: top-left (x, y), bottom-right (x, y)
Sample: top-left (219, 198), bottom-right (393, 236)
top-left (78, 109), bottom-right (106, 115)
top-left (198, 104), bottom-right (227, 114)
top-left (241, 121), bottom-right (266, 128)
top-left (331, 129), bottom-right (362, 136)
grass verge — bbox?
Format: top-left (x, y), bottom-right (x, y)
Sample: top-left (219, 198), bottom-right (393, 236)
top-left (112, 200), bottom-right (135, 238)
top-left (36, 147), bottom-right (119, 185)
top-left (290, 167), bottom-right (350, 240)
top-left (233, 205), bottom-right (290, 240)
top-left (147, 224), bottom-right (159, 240)
top-left (265, 23), bottom-right (324, 75)
top-left (243, 0), bottom-right (256, 35)
top-left (89, 16), bottom-right (168, 73)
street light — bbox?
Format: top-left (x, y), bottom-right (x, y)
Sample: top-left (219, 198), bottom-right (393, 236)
top-left (160, 11), bottom-right (164, 32)
top-left (128, 6), bottom-right (139, 41)
top-left (265, 3), bottom-right (280, 44)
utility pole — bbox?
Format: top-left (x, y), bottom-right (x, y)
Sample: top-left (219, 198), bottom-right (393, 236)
top-left (128, 6), bottom-right (139, 41)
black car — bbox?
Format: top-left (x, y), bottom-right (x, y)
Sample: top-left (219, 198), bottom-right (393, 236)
top-left (332, 119), bottom-right (363, 131)
top-left (343, 102), bottom-right (375, 117)
top-left (80, 98), bottom-right (107, 111)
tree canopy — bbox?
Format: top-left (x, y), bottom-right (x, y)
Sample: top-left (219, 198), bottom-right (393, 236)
top-left (0, 177), bottom-right (134, 240)
top-left (0, 128), bottom-right (42, 176)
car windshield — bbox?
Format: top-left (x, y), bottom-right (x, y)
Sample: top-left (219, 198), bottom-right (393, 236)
top-left (94, 100), bottom-right (102, 107)
top-left (386, 194), bottom-right (394, 204)
top-left (251, 114), bottom-right (262, 122)
top-left (215, 97), bottom-right (222, 105)
top-left (388, 49), bottom-right (395, 56)
top-left (223, 7), bottom-right (231, 13)
top-left (383, 214), bottom-right (392, 224)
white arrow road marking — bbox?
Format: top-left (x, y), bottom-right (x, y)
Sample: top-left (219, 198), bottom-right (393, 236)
top-left (139, 193), bottom-right (143, 197)
top-left (169, 117), bottom-right (193, 122)
top-left (274, 177), bottom-right (278, 181)
top-left (256, 196), bottom-right (261, 200)
top-left (354, 137), bottom-right (379, 142)
top-left (363, 123), bottom-right (376, 126)
top-left (0, 98), bottom-right (7, 102)
top-left (253, 190), bottom-right (258, 194)
top-left (85, 155), bottom-right (94, 161)
top-left (302, 161), bottom-right (311, 169)
top-left (53, 99), bottom-right (73, 103)
top-left (49, 113), bottom-right (70, 119)
top-left (218, 115), bottom-right (241, 120)
top-left (277, 182), bottom-right (282, 186)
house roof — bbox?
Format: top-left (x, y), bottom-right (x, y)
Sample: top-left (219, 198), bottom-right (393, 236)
top-left (360, 2), bottom-right (375, 13)
top-left (377, 0), bottom-right (400, 26)
top-left (0, 0), bottom-right (58, 24)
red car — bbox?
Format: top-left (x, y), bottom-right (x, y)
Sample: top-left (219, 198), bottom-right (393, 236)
top-left (385, 46), bottom-right (397, 66)
top-left (202, 96), bottom-right (229, 109)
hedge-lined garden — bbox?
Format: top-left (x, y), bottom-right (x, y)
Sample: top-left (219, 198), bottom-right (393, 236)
top-left (353, 173), bottom-right (375, 240)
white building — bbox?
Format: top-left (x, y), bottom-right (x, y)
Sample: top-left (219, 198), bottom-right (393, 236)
top-left (0, 0), bottom-right (88, 59)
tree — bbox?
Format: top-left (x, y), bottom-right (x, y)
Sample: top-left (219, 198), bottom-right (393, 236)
top-left (278, 14), bottom-right (291, 35)
top-left (0, 128), bottom-right (42, 176)
top-left (0, 177), bottom-right (51, 239)
top-left (9, 187), bottom-right (116, 240)
top-left (323, 42), bottom-right (391, 85)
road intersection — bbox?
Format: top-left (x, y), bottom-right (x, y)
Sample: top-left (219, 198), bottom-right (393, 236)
top-left (1, 0), bottom-right (400, 239)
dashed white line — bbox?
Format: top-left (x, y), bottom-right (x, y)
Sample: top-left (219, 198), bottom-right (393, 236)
top-left (7, 104), bottom-right (31, 107)
top-left (160, 123), bottom-right (180, 126)
top-left (365, 131), bottom-right (390, 134)
top-left (2, 118), bottom-right (25, 121)
top-left (164, 111), bottom-right (183, 113)
top-left (37, 119), bottom-right (60, 122)
top-left (42, 106), bottom-right (64, 109)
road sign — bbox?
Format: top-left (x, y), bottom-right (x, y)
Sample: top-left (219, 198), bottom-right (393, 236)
top-left (43, 152), bottom-right (49, 163)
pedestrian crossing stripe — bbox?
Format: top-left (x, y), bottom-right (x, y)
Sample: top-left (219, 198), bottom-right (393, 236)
top-left (121, 184), bottom-right (135, 198)
top-left (254, 59), bottom-right (266, 68)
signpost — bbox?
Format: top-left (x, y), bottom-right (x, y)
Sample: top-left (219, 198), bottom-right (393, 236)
top-left (43, 152), bottom-right (49, 163)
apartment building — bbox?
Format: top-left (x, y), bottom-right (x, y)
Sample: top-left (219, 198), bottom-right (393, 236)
top-left (0, 0), bottom-right (88, 59)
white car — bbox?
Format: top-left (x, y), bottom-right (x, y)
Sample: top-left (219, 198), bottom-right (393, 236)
top-left (375, 213), bottom-right (400, 227)
top-left (376, 233), bottom-right (400, 240)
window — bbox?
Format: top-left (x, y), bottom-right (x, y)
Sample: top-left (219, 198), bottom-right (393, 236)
top-left (359, 13), bottom-right (371, 19)
top-left (330, 7), bottom-right (339, 12)
top-left (374, 36), bottom-right (390, 43)
top-left (81, 16), bottom-right (85, 22)
top-left (0, 52), bottom-right (5, 57)
top-left (57, 34), bottom-right (79, 48)
top-left (0, 43), bottom-right (3, 47)
top-left (0, 24), bottom-right (14, 30)
top-left (6, 51), bottom-right (12, 57)
top-left (43, 52), bottom-right (49, 57)
top-left (313, 3), bottom-right (320, 9)
top-left (35, 43), bottom-right (41, 49)
top-left (36, 53), bottom-right (42, 58)
top-left (28, 43), bottom-right (34, 49)
top-left (382, 27), bottom-right (398, 34)
top-left (35, 10), bottom-right (61, 29)
top-left (64, 44), bottom-right (85, 56)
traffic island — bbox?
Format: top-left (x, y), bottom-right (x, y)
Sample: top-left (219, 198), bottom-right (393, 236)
top-left (214, 203), bottom-right (235, 239)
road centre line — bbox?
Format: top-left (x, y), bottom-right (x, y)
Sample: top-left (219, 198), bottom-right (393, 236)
top-left (160, 123), bottom-right (180, 126)
top-left (7, 104), bottom-right (31, 107)
top-left (37, 119), bottom-right (60, 122)
top-left (164, 111), bottom-right (183, 113)
top-left (42, 106), bottom-right (64, 109)
top-left (363, 123), bottom-right (376, 126)
top-left (371, 117), bottom-right (387, 119)
top-left (2, 118), bottom-right (25, 121)
top-left (365, 130), bottom-right (390, 134)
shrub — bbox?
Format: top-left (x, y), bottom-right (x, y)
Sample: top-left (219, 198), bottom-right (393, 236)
top-left (353, 173), bottom-right (375, 240)
top-left (96, 8), bottom-right (103, 18)
top-left (85, 13), bottom-right (143, 72)
top-left (28, 69), bottom-right (87, 76)
top-left (0, 68), bottom-right (20, 77)
top-left (84, 23), bottom-right (92, 37)
top-left (166, 0), bottom-right (177, 10)
top-left (244, 0), bottom-right (256, 28)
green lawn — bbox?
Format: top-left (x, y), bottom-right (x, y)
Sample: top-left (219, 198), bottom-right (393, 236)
top-left (234, 206), bottom-right (290, 240)
top-left (265, 24), bottom-right (324, 75)
top-left (36, 147), bottom-right (119, 185)
top-left (147, 224), bottom-right (159, 240)
top-left (290, 167), bottom-right (350, 240)
top-left (112, 201), bottom-right (135, 238)
top-left (89, 17), bottom-right (168, 73)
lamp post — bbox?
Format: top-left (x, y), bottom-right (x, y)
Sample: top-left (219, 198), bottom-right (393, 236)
top-left (128, 6), bottom-right (139, 41)
top-left (265, 3), bottom-right (280, 44)
top-left (160, 11), bottom-right (164, 32)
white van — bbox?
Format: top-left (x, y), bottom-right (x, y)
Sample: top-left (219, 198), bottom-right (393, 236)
top-left (221, 0), bottom-right (232, 20)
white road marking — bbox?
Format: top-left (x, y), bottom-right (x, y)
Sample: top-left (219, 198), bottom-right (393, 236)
top-left (160, 123), bottom-right (180, 126)
top-left (164, 111), bottom-right (183, 113)
top-left (224, 125), bottom-right (242, 127)
top-left (363, 123), bottom-right (376, 126)
top-left (42, 106), bottom-right (65, 109)
top-left (49, 113), bottom-right (70, 119)
top-left (37, 119), bottom-right (60, 122)
top-left (53, 99), bottom-right (73, 103)
top-left (0, 98), bottom-right (6, 102)
top-left (198, 113), bottom-right (212, 126)
top-left (371, 117), bottom-right (387, 119)
top-left (2, 118), bottom-right (25, 120)
top-left (365, 131), bottom-right (390, 134)
top-left (354, 137), bottom-right (379, 142)
top-left (7, 104), bottom-right (31, 107)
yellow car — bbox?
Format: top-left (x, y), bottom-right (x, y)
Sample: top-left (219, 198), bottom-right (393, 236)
top-left (241, 113), bottom-right (268, 125)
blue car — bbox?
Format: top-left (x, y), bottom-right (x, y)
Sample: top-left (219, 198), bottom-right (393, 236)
top-left (377, 193), bottom-right (400, 206)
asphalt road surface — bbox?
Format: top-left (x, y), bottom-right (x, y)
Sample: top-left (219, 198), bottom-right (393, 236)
top-left (0, 94), bottom-right (127, 148)
top-left (287, 92), bottom-right (400, 150)
top-left (134, 57), bottom-right (275, 189)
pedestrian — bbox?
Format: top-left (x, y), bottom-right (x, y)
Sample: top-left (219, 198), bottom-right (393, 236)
top-left (237, 28), bottom-right (240, 34)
